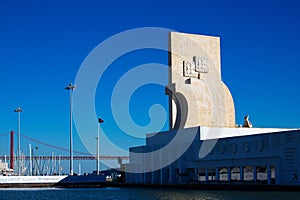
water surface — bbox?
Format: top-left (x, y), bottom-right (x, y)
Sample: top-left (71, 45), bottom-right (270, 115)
top-left (0, 187), bottom-right (299, 200)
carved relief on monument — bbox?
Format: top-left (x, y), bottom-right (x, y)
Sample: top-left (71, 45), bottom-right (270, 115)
top-left (183, 56), bottom-right (209, 79)
top-left (194, 56), bottom-right (209, 73)
top-left (183, 60), bottom-right (198, 78)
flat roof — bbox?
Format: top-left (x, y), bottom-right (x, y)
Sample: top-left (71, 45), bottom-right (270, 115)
top-left (200, 127), bottom-right (299, 140)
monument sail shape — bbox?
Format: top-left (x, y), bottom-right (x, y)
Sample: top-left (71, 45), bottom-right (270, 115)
top-left (167, 32), bottom-right (235, 128)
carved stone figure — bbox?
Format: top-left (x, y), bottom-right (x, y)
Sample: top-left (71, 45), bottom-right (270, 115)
top-left (243, 115), bottom-right (253, 128)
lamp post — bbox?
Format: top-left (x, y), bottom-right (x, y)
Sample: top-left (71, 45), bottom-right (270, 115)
top-left (95, 136), bottom-right (99, 175)
top-left (14, 106), bottom-right (22, 176)
top-left (29, 144), bottom-right (32, 176)
top-left (34, 146), bottom-right (39, 176)
top-left (65, 83), bottom-right (76, 176)
top-left (97, 117), bottom-right (104, 175)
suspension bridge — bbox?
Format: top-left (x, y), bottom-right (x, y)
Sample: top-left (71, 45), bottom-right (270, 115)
top-left (0, 131), bottom-right (129, 161)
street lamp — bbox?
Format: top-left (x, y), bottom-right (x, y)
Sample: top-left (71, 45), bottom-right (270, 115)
top-left (94, 136), bottom-right (99, 175)
top-left (97, 117), bottom-right (104, 175)
top-left (14, 106), bottom-right (22, 176)
top-left (65, 83), bottom-right (76, 175)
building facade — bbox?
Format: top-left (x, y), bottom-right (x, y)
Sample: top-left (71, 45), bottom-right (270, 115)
top-left (126, 127), bottom-right (300, 185)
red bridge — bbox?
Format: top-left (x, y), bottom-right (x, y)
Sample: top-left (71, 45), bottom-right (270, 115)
top-left (0, 131), bottom-right (129, 168)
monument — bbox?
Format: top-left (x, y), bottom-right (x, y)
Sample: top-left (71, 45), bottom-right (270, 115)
top-left (125, 31), bottom-right (300, 187)
top-left (167, 32), bottom-right (235, 129)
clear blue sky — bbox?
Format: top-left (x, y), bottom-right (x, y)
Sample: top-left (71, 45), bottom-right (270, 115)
top-left (0, 0), bottom-right (300, 173)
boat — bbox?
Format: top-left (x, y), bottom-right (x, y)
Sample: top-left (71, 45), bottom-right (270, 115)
top-left (0, 175), bottom-right (67, 187)
top-left (0, 160), bottom-right (67, 187)
top-left (0, 160), bottom-right (13, 176)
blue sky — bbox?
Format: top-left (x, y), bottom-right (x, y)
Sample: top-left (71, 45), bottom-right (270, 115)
top-left (0, 0), bottom-right (300, 173)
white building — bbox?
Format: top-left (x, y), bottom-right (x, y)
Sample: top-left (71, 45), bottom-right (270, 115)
top-left (126, 127), bottom-right (300, 185)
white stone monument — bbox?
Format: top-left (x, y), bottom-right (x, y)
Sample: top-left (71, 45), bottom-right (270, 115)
top-left (167, 32), bottom-right (235, 129)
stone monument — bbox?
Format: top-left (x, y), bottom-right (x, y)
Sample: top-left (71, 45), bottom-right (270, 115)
top-left (167, 32), bottom-right (235, 128)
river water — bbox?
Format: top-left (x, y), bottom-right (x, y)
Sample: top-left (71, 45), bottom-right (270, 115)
top-left (0, 187), bottom-right (300, 200)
